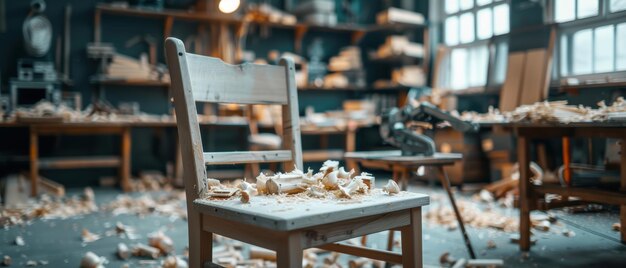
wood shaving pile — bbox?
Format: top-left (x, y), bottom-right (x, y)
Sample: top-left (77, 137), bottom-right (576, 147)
top-left (459, 97), bottom-right (626, 123)
top-left (12, 100), bottom-right (171, 123)
top-left (425, 195), bottom-right (519, 232)
top-left (202, 160), bottom-right (400, 203)
top-left (101, 192), bottom-right (187, 221)
top-left (0, 188), bottom-right (97, 228)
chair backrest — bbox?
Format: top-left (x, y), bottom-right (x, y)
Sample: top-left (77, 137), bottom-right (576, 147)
top-left (165, 37), bottom-right (302, 199)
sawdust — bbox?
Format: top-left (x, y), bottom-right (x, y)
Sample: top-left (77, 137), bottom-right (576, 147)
top-left (101, 191), bottom-right (187, 221)
top-left (0, 188), bottom-right (98, 228)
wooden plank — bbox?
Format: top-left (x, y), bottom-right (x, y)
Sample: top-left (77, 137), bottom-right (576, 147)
top-left (344, 150), bottom-right (461, 165)
top-left (39, 156), bottom-right (121, 169)
top-left (38, 176), bottom-right (65, 197)
top-left (185, 53), bottom-right (288, 105)
top-left (302, 149), bottom-right (344, 162)
top-left (500, 52), bottom-right (526, 112)
top-left (280, 57), bottom-right (303, 170)
top-left (3, 175), bottom-right (29, 209)
top-left (621, 137), bottom-right (626, 243)
top-left (532, 185), bottom-right (626, 206)
top-left (519, 49), bottom-right (548, 105)
top-left (518, 136), bottom-right (532, 251)
top-left (165, 37), bottom-right (211, 268)
top-left (120, 127), bottom-right (131, 192)
top-left (317, 243), bottom-right (403, 264)
top-left (299, 209), bottom-right (411, 248)
top-left (30, 128), bottom-right (38, 196)
top-left (276, 233), bottom-right (302, 268)
top-left (204, 150), bottom-right (292, 165)
top-left (401, 207), bottom-right (422, 267)
top-left (193, 191), bottom-right (429, 231)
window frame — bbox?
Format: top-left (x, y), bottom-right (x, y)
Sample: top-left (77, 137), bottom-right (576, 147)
top-left (550, 0), bottom-right (626, 86)
top-left (437, 0), bottom-right (511, 92)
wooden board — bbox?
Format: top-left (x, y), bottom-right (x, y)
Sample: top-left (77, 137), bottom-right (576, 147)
top-left (519, 49), bottom-right (548, 105)
top-left (344, 150), bottom-right (462, 165)
top-left (203, 150), bottom-right (292, 165)
top-left (193, 190), bottom-right (429, 231)
top-left (499, 52), bottom-right (526, 112)
top-left (185, 54), bottom-right (289, 105)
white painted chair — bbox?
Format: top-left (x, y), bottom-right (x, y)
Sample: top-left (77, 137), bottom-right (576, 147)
top-left (165, 37), bottom-right (428, 268)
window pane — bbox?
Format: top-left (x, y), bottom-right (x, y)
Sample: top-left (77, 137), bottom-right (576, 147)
top-left (611, 0), bottom-right (626, 12)
top-left (446, 0), bottom-right (459, 14)
top-left (477, 8), bottom-right (493, 39)
top-left (617, 23), bottom-right (626, 71)
top-left (494, 42), bottom-right (508, 84)
top-left (477, 0), bottom-right (493, 6)
top-left (493, 4), bottom-right (509, 35)
top-left (451, 48), bottom-right (468, 89)
top-left (577, 0), bottom-right (599, 19)
top-left (594, 25), bottom-right (615, 73)
top-left (468, 45), bottom-right (489, 87)
top-left (459, 0), bottom-right (473, 11)
top-left (459, 13), bottom-right (475, 43)
top-left (555, 0), bottom-right (575, 23)
top-left (572, 29), bottom-right (593, 75)
top-left (560, 35), bottom-right (569, 76)
top-left (445, 16), bottom-right (459, 45)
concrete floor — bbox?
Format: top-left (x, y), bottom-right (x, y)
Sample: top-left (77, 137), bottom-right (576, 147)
top-left (1, 184), bottom-right (626, 267)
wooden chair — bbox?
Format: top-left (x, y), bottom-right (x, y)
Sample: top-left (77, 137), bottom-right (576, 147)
top-left (166, 37), bottom-right (429, 268)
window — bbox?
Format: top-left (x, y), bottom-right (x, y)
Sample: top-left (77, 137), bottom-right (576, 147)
top-left (439, 0), bottom-right (510, 90)
top-left (554, 0), bottom-right (626, 80)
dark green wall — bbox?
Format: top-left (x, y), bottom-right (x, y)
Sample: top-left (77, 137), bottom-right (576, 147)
top-left (0, 1), bottom-right (430, 184)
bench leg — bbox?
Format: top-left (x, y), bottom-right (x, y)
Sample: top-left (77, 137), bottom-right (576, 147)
top-left (276, 233), bottom-right (302, 268)
top-left (29, 128), bottom-right (39, 197)
top-left (518, 136), bottom-right (532, 251)
top-left (620, 138), bottom-right (626, 244)
top-left (401, 207), bottom-right (422, 268)
top-left (188, 211), bottom-right (212, 268)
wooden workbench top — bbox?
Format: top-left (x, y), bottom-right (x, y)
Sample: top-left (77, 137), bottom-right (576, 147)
top-left (193, 189), bottom-right (429, 231)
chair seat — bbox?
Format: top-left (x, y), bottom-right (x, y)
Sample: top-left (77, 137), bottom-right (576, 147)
top-left (193, 190), bottom-right (429, 231)
top-left (248, 133), bottom-right (282, 149)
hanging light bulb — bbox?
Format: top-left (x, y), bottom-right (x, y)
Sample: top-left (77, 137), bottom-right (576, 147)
top-left (218, 0), bottom-right (240, 14)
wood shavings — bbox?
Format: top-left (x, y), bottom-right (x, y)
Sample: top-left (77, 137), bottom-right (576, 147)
top-left (117, 243), bottom-right (130, 260)
top-left (612, 222), bottom-right (621, 231)
top-left (439, 252), bottom-right (456, 266)
top-left (1, 187), bottom-right (98, 228)
top-left (426, 197), bottom-right (519, 232)
top-left (14, 236), bottom-right (25, 246)
top-left (382, 179), bottom-right (400, 195)
top-left (25, 260), bottom-right (37, 266)
top-left (80, 252), bottom-right (107, 268)
top-left (487, 240), bottom-right (497, 249)
top-left (101, 192), bottom-right (186, 220)
top-left (461, 97), bottom-right (626, 123)
top-left (2, 255), bottom-right (11, 266)
top-left (337, 178), bottom-right (368, 198)
top-left (148, 231), bottom-right (174, 254)
top-left (161, 256), bottom-right (188, 268)
top-left (132, 243), bottom-right (161, 259)
top-left (81, 229), bottom-right (101, 243)
top-left (562, 229), bottom-right (575, 237)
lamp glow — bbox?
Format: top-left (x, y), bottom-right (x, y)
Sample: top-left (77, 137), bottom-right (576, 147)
top-left (218, 0), bottom-right (240, 14)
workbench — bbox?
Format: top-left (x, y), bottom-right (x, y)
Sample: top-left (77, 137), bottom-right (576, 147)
top-left (0, 117), bottom-right (248, 196)
top-left (510, 122), bottom-right (626, 251)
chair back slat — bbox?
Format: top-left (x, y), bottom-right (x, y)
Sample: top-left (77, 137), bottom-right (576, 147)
top-left (204, 150), bottom-right (292, 165)
top-left (186, 54), bottom-right (289, 105)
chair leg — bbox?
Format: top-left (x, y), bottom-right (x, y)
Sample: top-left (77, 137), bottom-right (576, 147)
top-left (276, 233), bottom-right (302, 268)
top-left (188, 211), bottom-right (212, 268)
top-left (401, 207), bottom-right (422, 268)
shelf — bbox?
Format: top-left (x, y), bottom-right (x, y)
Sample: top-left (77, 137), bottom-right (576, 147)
top-left (298, 85), bottom-right (411, 92)
top-left (96, 4), bottom-right (367, 33)
top-left (39, 156), bottom-right (121, 169)
top-left (368, 54), bottom-right (423, 64)
top-left (92, 78), bottom-right (171, 87)
top-left (366, 23), bottom-right (426, 33)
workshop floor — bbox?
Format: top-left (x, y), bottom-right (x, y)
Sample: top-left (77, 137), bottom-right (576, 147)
top-left (2, 182), bottom-right (626, 268)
